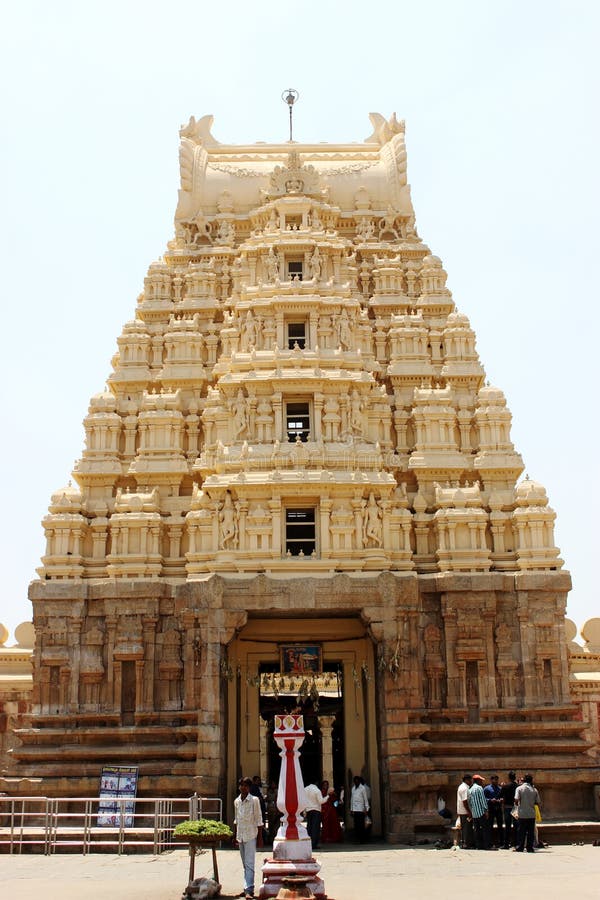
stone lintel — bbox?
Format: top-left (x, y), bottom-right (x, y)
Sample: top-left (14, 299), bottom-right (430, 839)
top-left (514, 570), bottom-right (572, 592)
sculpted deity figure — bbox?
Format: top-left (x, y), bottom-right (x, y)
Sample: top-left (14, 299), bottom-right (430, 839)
top-left (355, 217), bottom-right (375, 242)
top-left (311, 208), bottom-right (322, 230)
top-left (378, 206), bottom-right (400, 240)
top-left (350, 389), bottom-right (364, 436)
top-left (219, 492), bottom-right (239, 549)
top-left (309, 246), bottom-right (322, 280)
top-left (267, 209), bottom-right (278, 231)
top-left (266, 247), bottom-right (280, 282)
top-left (337, 308), bottom-right (353, 350)
top-left (216, 219), bottom-right (235, 245)
top-left (178, 222), bottom-right (193, 246)
top-left (189, 212), bottom-right (212, 245)
top-left (362, 493), bottom-right (383, 547)
top-left (231, 389), bottom-right (249, 438)
top-left (241, 311), bottom-right (258, 351)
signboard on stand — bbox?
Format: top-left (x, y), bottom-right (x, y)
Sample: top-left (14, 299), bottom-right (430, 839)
top-left (97, 765), bottom-right (139, 827)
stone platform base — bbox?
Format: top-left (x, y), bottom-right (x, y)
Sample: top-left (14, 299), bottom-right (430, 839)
top-left (259, 858), bottom-right (325, 899)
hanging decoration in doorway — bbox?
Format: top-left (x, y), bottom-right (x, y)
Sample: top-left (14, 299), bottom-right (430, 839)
top-left (259, 670), bottom-right (341, 711)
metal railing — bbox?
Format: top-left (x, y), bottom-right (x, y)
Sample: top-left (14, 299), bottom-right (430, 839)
top-left (0, 794), bottom-right (222, 855)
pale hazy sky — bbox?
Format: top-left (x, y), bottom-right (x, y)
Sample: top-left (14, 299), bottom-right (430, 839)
top-left (1, 0), bottom-right (598, 642)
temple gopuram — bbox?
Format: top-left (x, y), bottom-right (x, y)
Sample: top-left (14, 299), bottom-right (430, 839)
top-left (2, 111), bottom-right (599, 840)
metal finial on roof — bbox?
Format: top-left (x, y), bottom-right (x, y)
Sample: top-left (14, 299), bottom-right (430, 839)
top-left (281, 89), bottom-right (299, 141)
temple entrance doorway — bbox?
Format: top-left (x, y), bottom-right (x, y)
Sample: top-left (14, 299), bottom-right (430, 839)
top-left (225, 616), bottom-right (381, 835)
top-left (258, 663), bottom-right (345, 789)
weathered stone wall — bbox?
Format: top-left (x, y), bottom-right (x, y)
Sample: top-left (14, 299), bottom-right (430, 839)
top-left (1, 573), bottom-right (595, 836)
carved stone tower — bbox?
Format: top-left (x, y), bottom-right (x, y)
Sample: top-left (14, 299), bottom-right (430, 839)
top-left (8, 112), bottom-right (599, 838)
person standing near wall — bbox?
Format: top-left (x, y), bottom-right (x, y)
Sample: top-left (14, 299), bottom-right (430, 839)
top-left (350, 775), bottom-right (369, 843)
top-left (484, 774), bottom-right (504, 847)
top-left (457, 774), bottom-right (474, 849)
top-left (514, 774), bottom-right (541, 853)
top-left (233, 777), bottom-right (264, 899)
top-left (468, 775), bottom-right (490, 850)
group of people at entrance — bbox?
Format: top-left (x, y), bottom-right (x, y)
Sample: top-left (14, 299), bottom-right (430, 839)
top-left (304, 775), bottom-right (371, 847)
top-left (455, 771), bottom-right (542, 852)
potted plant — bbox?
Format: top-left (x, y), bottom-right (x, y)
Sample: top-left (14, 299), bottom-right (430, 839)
top-left (173, 818), bottom-right (233, 844)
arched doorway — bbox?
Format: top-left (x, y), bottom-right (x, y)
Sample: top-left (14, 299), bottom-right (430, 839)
top-left (225, 616), bottom-right (381, 834)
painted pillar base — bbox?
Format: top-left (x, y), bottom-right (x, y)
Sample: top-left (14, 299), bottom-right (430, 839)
top-left (273, 836), bottom-right (312, 860)
top-left (259, 857), bottom-right (325, 899)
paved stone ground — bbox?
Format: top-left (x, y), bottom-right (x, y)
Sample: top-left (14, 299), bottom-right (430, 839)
top-left (2, 844), bottom-right (600, 900)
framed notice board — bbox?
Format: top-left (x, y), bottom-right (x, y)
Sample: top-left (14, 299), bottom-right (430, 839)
top-left (97, 765), bottom-right (139, 827)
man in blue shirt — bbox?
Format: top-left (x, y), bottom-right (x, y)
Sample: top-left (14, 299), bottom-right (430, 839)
top-left (468, 774), bottom-right (490, 850)
top-left (483, 774), bottom-right (503, 848)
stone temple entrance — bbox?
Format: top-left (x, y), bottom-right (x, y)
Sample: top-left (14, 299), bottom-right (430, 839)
top-left (259, 664), bottom-right (345, 788)
top-left (226, 616), bottom-right (380, 833)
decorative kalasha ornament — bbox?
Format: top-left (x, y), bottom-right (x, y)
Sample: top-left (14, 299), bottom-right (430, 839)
top-left (281, 89), bottom-right (299, 142)
top-left (259, 714), bottom-right (326, 899)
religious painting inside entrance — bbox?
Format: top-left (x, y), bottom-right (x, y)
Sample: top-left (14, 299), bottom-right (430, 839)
top-left (280, 643), bottom-right (322, 675)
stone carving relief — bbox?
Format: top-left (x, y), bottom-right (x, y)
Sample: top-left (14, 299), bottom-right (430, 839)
top-left (231, 389), bottom-right (249, 439)
top-left (268, 151), bottom-right (321, 197)
top-left (364, 111), bottom-right (405, 146)
top-left (219, 492), bottom-right (239, 550)
top-left (362, 493), bottom-right (383, 548)
top-left (158, 626), bottom-right (183, 710)
top-left (423, 623), bottom-right (446, 708)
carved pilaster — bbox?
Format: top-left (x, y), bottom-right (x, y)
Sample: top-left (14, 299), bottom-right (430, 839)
top-left (68, 619), bottom-right (83, 712)
top-left (106, 616), bottom-right (117, 710)
top-left (142, 616), bottom-right (158, 711)
top-left (319, 715), bottom-right (336, 786)
top-left (182, 610), bottom-right (198, 710)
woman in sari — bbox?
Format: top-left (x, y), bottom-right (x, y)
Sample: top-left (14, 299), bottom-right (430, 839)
top-left (320, 780), bottom-right (343, 843)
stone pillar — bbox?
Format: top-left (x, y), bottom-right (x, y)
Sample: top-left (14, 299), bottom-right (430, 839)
top-left (182, 610), bottom-right (197, 710)
top-left (195, 614), bottom-right (222, 792)
top-left (135, 659), bottom-right (145, 714)
top-left (259, 716), bottom-right (269, 787)
top-left (517, 604), bottom-right (537, 705)
top-left (106, 616), bottom-right (117, 710)
top-left (273, 393), bottom-right (283, 442)
top-left (319, 499), bottom-right (332, 556)
top-left (260, 713), bottom-right (325, 898)
top-left (269, 499), bottom-right (282, 558)
top-left (309, 310), bottom-right (319, 349)
top-left (319, 715), bottom-right (336, 786)
top-left (483, 610), bottom-right (498, 708)
top-left (59, 666), bottom-right (70, 711)
top-left (142, 616), bottom-right (158, 711)
top-left (313, 393), bottom-right (324, 441)
top-left (442, 602), bottom-right (461, 707)
top-left (68, 619), bottom-right (82, 712)
top-left (352, 499), bottom-right (364, 550)
top-left (238, 499), bottom-right (248, 551)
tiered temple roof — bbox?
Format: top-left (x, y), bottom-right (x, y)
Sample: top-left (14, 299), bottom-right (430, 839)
top-left (38, 112), bottom-right (562, 581)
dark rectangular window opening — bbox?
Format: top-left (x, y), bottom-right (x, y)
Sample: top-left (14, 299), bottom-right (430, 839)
top-left (287, 322), bottom-right (306, 349)
top-left (287, 260), bottom-right (303, 281)
top-left (286, 402), bottom-right (310, 442)
top-left (286, 508), bottom-right (316, 556)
